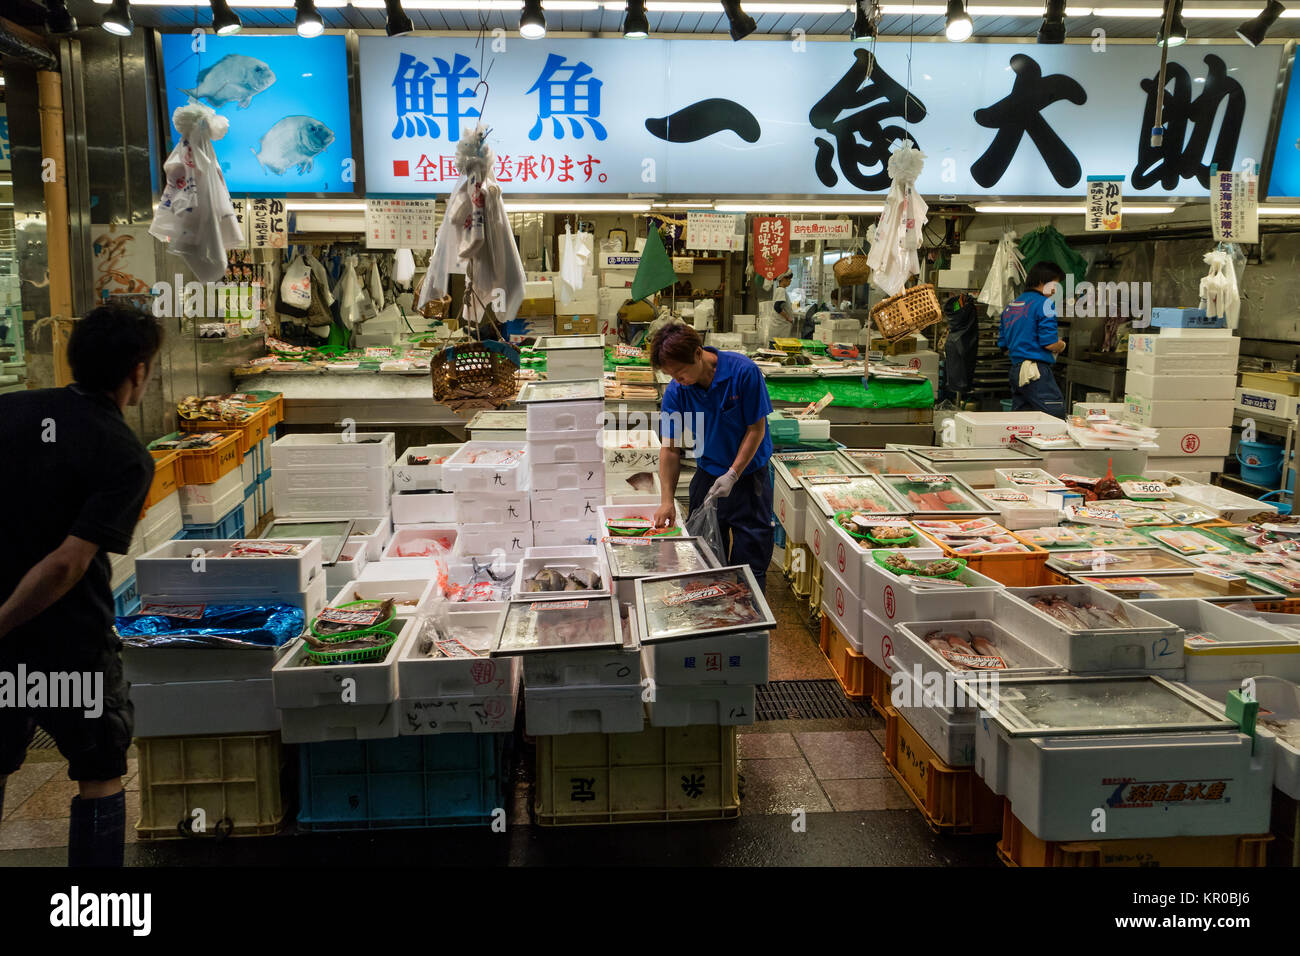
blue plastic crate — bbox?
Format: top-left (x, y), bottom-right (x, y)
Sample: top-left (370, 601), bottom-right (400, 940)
top-left (773, 516), bottom-right (786, 549)
top-left (259, 468), bottom-right (271, 486)
top-left (297, 734), bottom-right (508, 831)
top-left (178, 503), bottom-right (246, 541)
top-left (113, 575), bottom-right (140, 617)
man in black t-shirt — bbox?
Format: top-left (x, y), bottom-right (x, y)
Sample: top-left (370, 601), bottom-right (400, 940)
top-left (0, 305), bottom-right (161, 867)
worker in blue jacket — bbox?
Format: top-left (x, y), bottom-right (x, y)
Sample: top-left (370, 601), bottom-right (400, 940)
top-left (997, 261), bottom-right (1068, 418)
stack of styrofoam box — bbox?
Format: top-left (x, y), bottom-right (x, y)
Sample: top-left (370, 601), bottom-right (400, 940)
top-left (640, 621), bottom-right (767, 729)
top-left (953, 411), bottom-right (1069, 448)
top-left (441, 440), bottom-right (533, 561)
top-left (397, 609), bottom-right (520, 735)
top-left (813, 312), bottom-right (861, 345)
top-left (129, 537), bottom-right (327, 738)
top-left (526, 390), bottom-right (605, 548)
top-left (270, 432), bottom-right (395, 521)
top-left (179, 468), bottom-right (246, 534)
top-left (601, 429), bottom-right (660, 513)
top-left (936, 241), bottom-right (995, 290)
top-left (391, 443), bottom-right (461, 528)
top-left (1124, 329), bottom-right (1239, 477)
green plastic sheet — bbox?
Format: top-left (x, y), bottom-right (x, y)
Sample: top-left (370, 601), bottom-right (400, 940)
top-left (764, 376), bottom-right (934, 409)
top-left (1018, 225), bottom-right (1088, 286)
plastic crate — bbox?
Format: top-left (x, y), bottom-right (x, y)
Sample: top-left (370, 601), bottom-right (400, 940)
top-left (181, 406), bottom-right (269, 457)
top-left (809, 556), bottom-right (824, 612)
top-left (929, 532), bottom-right (1050, 587)
top-left (791, 544), bottom-right (813, 599)
top-left (244, 390), bottom-right (284, 428)
top-left (534, 725), bottom-right (740, 826)
top-left (819, 615), bottom-right (869, 702)
top-left (997, 800), bottom-right (1271, 867)
top-left (177, 503), bottom-right (246, 541)
top-left (1250, 598), bottom-right (1300, 615)
top-left (297, 734), bottom-right (507, 831)
top-left (869, 662), bottom-right (891, 718)
top-left (135, 732), bottom-right (288, 841)
top-left (882, 706), bottom-right (1002, 835)
top-left (1273, 791), bottom-right (1300, 868)
top-left (174, 432), bottom-right (244, 486)
top-left (145, 450), bottom-right (181, 509)
top-left (112, 575), bottom-right (140, 617)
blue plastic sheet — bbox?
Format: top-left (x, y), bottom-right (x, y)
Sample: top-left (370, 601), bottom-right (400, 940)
top-left (115, 604), bottom-right (305, 649)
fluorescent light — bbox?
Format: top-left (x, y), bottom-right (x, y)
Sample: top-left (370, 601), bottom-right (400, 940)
top-left (504, 201), bottom-right (652, 211)
top-left (0, 181), bottom-right (12, 187)
top-left (715, 202), bottom-right (883, 212)
top-left (652, 201), bottom-right (716, 208)
top-left (285, 202), bottom-right (367, 211)
top-left (1259, 206), bottom-right (1300, 215)
top-left (972, 203), bottom-right (1176, 213)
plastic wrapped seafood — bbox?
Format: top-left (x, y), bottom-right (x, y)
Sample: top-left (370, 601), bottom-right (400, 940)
top-left (923, 629), bottom-right (1010, 670)
top-left (1028, 593), bottom-right (1132, 629)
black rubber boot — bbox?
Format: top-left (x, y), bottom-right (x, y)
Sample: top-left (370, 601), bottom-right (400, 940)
top-left (67, 791), bottom-right (126, 867)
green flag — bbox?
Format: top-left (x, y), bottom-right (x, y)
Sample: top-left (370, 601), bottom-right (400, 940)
top-left (630, 227), bottom-right (677, 302)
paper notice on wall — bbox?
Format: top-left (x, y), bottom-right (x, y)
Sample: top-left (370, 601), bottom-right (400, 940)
top-left (789, 219), bottom-right (854, 240)
top-left (686, 211), bottom-right (744, 252)
top-left (1085, 175), bottom-right (1123, 231)
top-left (229, 199), bottom-right (251, 251)
top-left (249, 198), bottom-right (288, 249)
top-left (1211, 170), bottom-right (1259, 244)
top-left (365, 198), bottom-right (438, 249)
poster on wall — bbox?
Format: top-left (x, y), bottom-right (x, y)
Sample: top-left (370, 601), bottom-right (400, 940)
top-left (1265, 56), bottom-right (1300, 198)
top-left (753, 217), bottom-right (789, 280)
top-left (249, 198), bottom-right (288, 248)
top-left (364, 199), bottom-right (438, 249)
top-left (359, 38), bottom-right (1280, 198)
top-left (1085, 175), bottom-right (1123, 231)
top-left (1211, 170), bottom-right (1259, 243)
top-left (686, 211), bottom-right (744, 251)
top-left (92, 225), bottom-right (156, 304)
top-left (160, 34), bottom-right (354, 195)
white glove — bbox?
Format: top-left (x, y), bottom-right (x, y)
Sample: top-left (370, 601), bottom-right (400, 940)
top-left (707, 469), bottom-right (739, 500)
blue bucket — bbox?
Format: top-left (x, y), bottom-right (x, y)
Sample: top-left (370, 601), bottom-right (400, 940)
top-left (1258, 490), bottom-right (1293, 517)
top-left (1000, 398), bottom-right (1013, 412)
top-left (1237, 440), bottom-right (1284, 488)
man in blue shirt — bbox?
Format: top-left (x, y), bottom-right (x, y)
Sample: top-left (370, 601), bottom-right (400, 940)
top-left (997, 261), bottom-right (1068, 418)
top-left (652, 323), bottom-right (775, 591)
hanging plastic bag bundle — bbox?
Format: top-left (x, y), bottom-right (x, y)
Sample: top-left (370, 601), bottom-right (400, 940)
top-left (1199, 248), bottom-right (1241, 329)
top-left (865, 140), bottom-right (928, 298)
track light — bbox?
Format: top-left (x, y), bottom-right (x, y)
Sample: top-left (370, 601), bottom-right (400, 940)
top-left (722, 0), bottom-right (757, 40)
top-left (100, 0), bottom-right (133, 36)
top-left (624, 0), bottom-right (649, 36)
top-left (945, 0), bottom-right (972, 40)
top-left (295, 0), bottom-right (324, 36)
top-left (1237, 0), bottom-right (1284, 46)
top-left (851, 0), bottom-right (878, 41)
top-left (1037, 0), bottom-right (1065, 42)
top-left (45, 0), bottom-right (78, 35)
top-left (520, 0), bottom-right (546, 37)
top-left (385, 0), bottom-right (414, 35)
top-left (1156, 0), bottom-right (1187, 46)
top-left (210, 0), bottom-right (242, 34)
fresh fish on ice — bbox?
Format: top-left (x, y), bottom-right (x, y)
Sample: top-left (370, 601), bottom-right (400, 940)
top-left (180, 54), bottom-right (275, 109)
top-left (253, 116), bottom-right (335, 175)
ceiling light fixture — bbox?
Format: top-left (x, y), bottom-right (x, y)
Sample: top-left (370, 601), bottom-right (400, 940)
top-left (520, 0), bottom-right (547, 36)
top-left (624, 0), bottom-right (650, 34)
top-left (385, 0), bottom-right (415, 34)
top-left (721, 0), bottom-right (757, 39)
top-left (971, 203), bottom-right (1176, 213)
top-left (100, 0), bottom-right (133, 34)
top-left (1037, 0), bottom-right (1066, 41)
top-left (295, 0), bottom-right (325, 34)
top-left (851, 0), bottom-right (878, 39)
top-left (45, 0), bottom-right (79, 34)
top-left (714, 202), bottom-right (885, 212)
top-left (503, 201), bottom-right (652, 211)
top-left (945, 0), bottom-right (973, 39)
top-left (209, 0), bottom-right (242, 32)
top-left (1237, 0), bottom-right (1285, 44)
top-left (1156, 0), bottom-right (1187, 44)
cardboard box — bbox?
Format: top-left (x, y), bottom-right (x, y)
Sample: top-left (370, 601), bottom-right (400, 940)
top-left (601, 270), bottom-right (637, 289)
top-left (1149, 426), bottom-right (1232, 458)
top-left (1124, 395), bottom-right (1236, 428)
top-left (1239, 371), bottom-right (1300, 396)
top-left (1127, 332), bottom-right (1240, 358)
top-left (556, 314), bottom-right (599, 335)
top-left (1236, 387), bottom-right (1300, 421)
top-left (870, 335), bottom-right (916, 355)
top-left (517, 295), bottom-right (555, 319)
top-left (1125, 369), bottom-right (1237, 402)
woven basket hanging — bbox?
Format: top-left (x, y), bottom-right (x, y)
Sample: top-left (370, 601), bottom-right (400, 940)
top-left (869, 283), bottom-right (943, 343)
top-left (832, 253), bottom-right (871, 288)
top-left (430, 341), bottom-right (519, 410)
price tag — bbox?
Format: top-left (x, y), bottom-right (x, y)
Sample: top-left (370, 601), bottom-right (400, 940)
top-left (905, 474), bottom-right (950, 483)
top-left (142, 602), bottom-right (206, 620)
top-left (318, 604), bottom-right (385, 627)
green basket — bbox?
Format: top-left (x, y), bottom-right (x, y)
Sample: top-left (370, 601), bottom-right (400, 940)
top-left (304, 629), bottom-right (399, 665)
top-left (310, 601), bottom-right (397, 643)
top-left (871, 551), bottom-right (966, 579)
top-left (834, 511), bottom-right (919, 546)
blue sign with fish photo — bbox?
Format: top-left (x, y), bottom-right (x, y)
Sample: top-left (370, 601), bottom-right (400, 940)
top-left (160, 33), bottom-right (354, 195)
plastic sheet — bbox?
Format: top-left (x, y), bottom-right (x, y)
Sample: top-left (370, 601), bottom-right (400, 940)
top-left (115, 604), bottom-right (305, 649)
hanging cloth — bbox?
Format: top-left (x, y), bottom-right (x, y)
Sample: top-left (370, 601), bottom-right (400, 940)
top-left (1199, 248), bottom-right (1241, 329)
top-left (865, 141), bottom-right (928, 298)
top-left (392, 248), bottom-right (416, 288)
top-left (942, 293), bottom-right (980, 395)
top-left (557, 223), bottom-right (593, 304)
top-left (1018, 225), bottom-right (1087, 287)
top-left (368, 259), bottom-right (385, 310)
top-left (977, 231), bottom-right (1026, 318)
top-left (149, 103), bottom-right (242, 283)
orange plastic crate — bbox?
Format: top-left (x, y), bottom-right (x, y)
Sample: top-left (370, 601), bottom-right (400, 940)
top-left (1272, 792), bottom-right (1300, 868)
top-left (869, 660), bottom-right (891, 718)
top-left (145, 450), bottom-right (181, 509)
top-left (916, 529), bottom-right (1050, 587)
top-left (818, 615), bottom-right (869, 702)
top-left (882, 705), bottom-right (1002, 835)
top-left (176, 431), bottom-right (244, 486)
top-left (246, 392), bottom-right (284, 428)
top-left (181, 406), bottom-right (269, 457)
top-left (1249, 598), bottom-right (1300, 615)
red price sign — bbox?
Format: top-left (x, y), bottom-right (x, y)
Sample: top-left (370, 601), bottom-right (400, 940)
top-left (752, 216), bottom-right (790, 280)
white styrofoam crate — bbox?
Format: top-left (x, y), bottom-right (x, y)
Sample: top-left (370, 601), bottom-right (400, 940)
top-left (1133, 599), bottom-right (1300, 683)
top-left (272, 617), bottom-right (412, 711)
top-left (806, 503), bottom-right (834, 566)
top-left (332, 576), bottom-right (438, 618)
top-left (243, 493), bottom-right (259, 537)
top-left (129, 678), bottom-right (279, 738)
top-left (358, 558), bottom-right (442, 581)
top-left (862, 556), bottom-right (1002, 627)
top-left (1126, 351), bottom-right (1238, 377)
top-left (399, 674), bottom-right (520, 735)
top-left (270, 431), bottom-right (396, 469)
top-left (1182, 676), bottom-right (1300, 801)
top-left (533, 488), bottom-right (603, 523)
top-left (325, 544), bottom-right (368, 592)
top-left (440, 442), bottom-right (529, 493)
top-left (392, 444), bottom-right (463, 492)
top-left (645, 630), bottom-right (768, 686)
top-left (977, 489), bottom-right (1061, 530)
top-left (278, 702), bottom-right (401, 744)
top-left (123, 638), bottom-right (289, 685)
top-left (1125, 395), bottom-right (1236, 428)
top-left (525, 398), bottom-right (604, 434)
top-left (821, 561), bottom-right (863, 644)
top-left (397, 610), bottom-right (514, 698)
top-left (257, 474), bottom-right (272, 518)
top-left (383, 525), bottom-right (458, 560)
top-left (511, 551), bottom-right (612, 600)
top-left (1126, 369), bottom-right (1236, 402)
top-left (773, 478), bottom-right (807, 544)
top-left (392, 490), bottom-right (456, 526)
top-left (453, 490), bottom-right (531, 525)
top-left (179, 469), bottom-right (246, 525)
top-left (954, 411), bottom-right (1068, 447)
top-left (993, 467), bottom-right (1069, 492)
top-left (529, 519), bottom-right (602, 548)
top-left (240, 449), bottom-right (257, 490)
top-left (1168, 480), bottom-right (1275, 522)
top-left (454, 522), bottom-right (533, 558)
top-left (596, 503), bottom-right (684, 537)
top-left (1128, 332), bottom-right (1240, 358)
top-left (648, 683), bottom-right (755, 727)
top-left (138, 573), bottom-right (328, 623)
top-left (600, 429), bottom-right (660, 473)
top-left (135, 537), bottom-right (323, 595)
top-left (605, 471), bottom-right (659, 499)
top-left (530, 460), bottom-right (605, 492)
top-left (273, 479), bottom-right (391, 521)
top-left (861, 604), bottom-right (900, 673)
top-left (891, 618), bottom-right (1065, 682)
top-left (1144, 456), bottom-right (1223, 477)
top-left (998, 586), bottom-right (1184, 674)
top-left (526, 428), bottom-right (603, 465)
top-left (348, 513), bottom-right (393, 562)
top-left (140, 491), bottom-right (184, 552)
top-left (524, 684), bottom-right (645, 735)
top-left (1236, 387), bottom-right (1300, 422)
top-left (519, 642), bottom-right (642, 690)
top-left (821, 519), bottom-right (927, 598)
top-left (887, 663), bottom-right (977, 767)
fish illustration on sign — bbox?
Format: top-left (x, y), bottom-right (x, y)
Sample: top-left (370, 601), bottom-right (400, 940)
top-left (252, 116), bottom-right (335, 175)
top-left (180, 54), bottom-right (276, 110)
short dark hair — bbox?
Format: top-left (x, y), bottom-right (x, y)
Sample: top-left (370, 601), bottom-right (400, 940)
top-left (67, 304), bottom-right (163, 393)
top-left (1024, 261), bottom-right (1066, 292)
top-left (649, 322), bottom-right (703, 370)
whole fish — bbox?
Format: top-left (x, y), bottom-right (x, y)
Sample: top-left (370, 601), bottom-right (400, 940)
top-left (180, 54), bottom-right (275, 109)
top-left (253, 116), bottom-right (335, 175)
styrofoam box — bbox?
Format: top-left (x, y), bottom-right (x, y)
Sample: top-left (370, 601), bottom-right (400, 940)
top-left (511, 552), bottom-right (612, 600)
top-left (1182, 675), bottom-right (1300, 801)
top-left (1071, 402), bottom-right (1127, 419)
top-left (998, 586), bottom-right (1183, 674)
top-left (862, 557), bottom-right (1002, 627)
top-left (949, 251), bottom-right (994, 271)
top-left (358, 558), bottom-right (441, 582)
top-left (977, 490), bottom-right (1060, 531)
top-left (1131, 598), bottom-right (1300, 683)
top-left (240, 449), bottom-right (257, 489)
top-left (531, 460), bottom-right (606, 492)
top-left (645, 675), bottom-right (754, 727)
top-left (397, 609), bottom-right (513, 696)
top-left (278, 701), bottom-right (401, 744)
top-left (392, 444), bottom-right (463, 492)
top-left (139, 573), bottom-right (329, 623)
top-left (1126, 369), bottom-right (1236, 402)
top-left (1124, 395), bottom-right (1236, 428)
top-left (806, 502), bottom-right (835, 566)
top-left (606, 472), bottom-right (659, 499)
top-left (1236, 387), bottom-right (1300, 422)
top-left (325, 544), bottom-right (368, 592)
top-left (545, 353), bottom-right (605, 383)
top-left (891, 618), bottom-right (1064, 684)
top-left (136, 537), bottom-right (323, 595)
top-left (1126, 351), bottom-right (1238, 377)
top-left (273, 476), bottom-right (391, 521)
top-left (334, 577), bottom-right (438, 618)
top-left (519, 640), bottom-right (642, 689)
top-left (1144, 456), bottom-right (1223, 478)
top-left (534, 489), bottom-right (603, 523)
top-left (822, 521), bottom-right (929, 598)
top-left (272, 618), bottom-right (412, 711)
top-left (1146, 426), bottom-right (1231, 459)
top-left (645, 630), bottom-right (769, 686)
top-left (596, 503), bottom-right (685, 536)
top-left (860, 603), bottom-right (898, 669)
top-left (524, 684), bottom-right (645, 735)
top-left (383, 524), bottom-right (457, 561)
top-left (392, 490), bottom-right (457, 525)
top-left (349, 513), bottom-right (393, 562)
top-left (243, 493), bottom-right (258, 538)
top-left (525, 398), bottom-right (604, 434)
top-left (601, 429), bottom-right (660, 473)
top-left (452, 489), bottom-right (531, 525)
top-left (1169, 480), bottom-right (1275, 522)
top-left (1128, 332), bottom-right (1240, 358)
top-left (821, 562), bottom-right (863, 646)
top-left (440, 442), bottom-right (529, 493)
top-left (111, 531), bottom-right (147, 592)
top-left (271, 431), bottom-right (396, 469)
top-left (954, 411), bottom-right (1069, 448)
top-left (130, 678), bottom-right (279, 738)
top-left (530, 519), bottom-right (602, 548)
top-left (887, 661), bottom-right (977, 767)
top-left (455, 522), bottom-right (533, 558)
top-left (399, 671), bottom-right (521, 735)
top-left (140, 491), bottom-right (184, 552)
top-left (773, 478), bottom-right (808, 544)
top-left (180, 469), bottom-right (246, 526)
top-left (527, 428), bottom-right (603, 465)
top-left (123, 636), bottom-right (291, 685)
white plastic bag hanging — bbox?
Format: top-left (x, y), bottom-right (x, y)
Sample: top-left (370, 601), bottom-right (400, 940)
top-left (1199, 248), bottom-right (1241, 329)
top-left (977, 231), bottom-right (1026, 318)
top-left (279, 255), bottom-right (312, 310)
top-left (149, 103), bottom-right (242, 283)
top-left (368, 259), bottom-right (384, 309)
top-left (557, 223), bottom-right (593, 303)
top-left (336, 258), bottom-right (361, 330)
top-left (392, 248), bottom-right (416, 288)
top-left (865, 141), bottom-right (928, 298)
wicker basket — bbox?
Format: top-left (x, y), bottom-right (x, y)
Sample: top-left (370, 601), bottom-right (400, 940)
top-left (869, 283), bottom-right (943, 343)
top-left (421, 293), bottom-right (453, 320)
top-left (833, 254), bottom-right (871, 287)
top-left (431, 341), bottom-right (519, 410)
